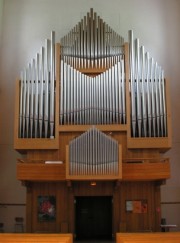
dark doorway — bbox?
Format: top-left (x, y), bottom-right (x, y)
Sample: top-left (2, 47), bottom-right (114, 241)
top-left (75, 196), bottom-right (112, 240)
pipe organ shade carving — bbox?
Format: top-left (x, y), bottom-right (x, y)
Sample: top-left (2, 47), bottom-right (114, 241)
top-left (68, 126), bottom-right (119, 176)
top-left (16, 8), bottom-right (169, 141)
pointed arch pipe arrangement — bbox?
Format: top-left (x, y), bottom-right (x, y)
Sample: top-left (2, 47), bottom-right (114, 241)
top-left (68, 126), bottom-right (121, 177)
top-left (17, 9), bottom-right (168, 139)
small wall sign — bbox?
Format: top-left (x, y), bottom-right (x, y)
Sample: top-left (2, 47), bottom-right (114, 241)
top-left (126, 200), bottom-right (147, 213)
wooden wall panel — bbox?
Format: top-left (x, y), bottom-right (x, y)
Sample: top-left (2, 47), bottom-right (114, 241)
top-left (73, 181), bottom-right (114, 196)
top-left (125, 149), bottom-right (161, 160)
top-left (118, 181), bottom-right (160, 232)
top-left (27, 150), bottom-right (59, 161)
top-left (26, 184), bottom-right (33, 232)
top-left (154, 183), bottom-right (161, 232)
top-left (31, 182), bottom-right (56, 233)
top-left (26, 182), bottom-right (68, 233)
top-left (25, 180), bottom-right (161, 235)
top-left (113, 184), bottom-right (122, 235)
top-left (22, 128), bottom-right (165, 235)
top-left (17, 163), bottom-right (66, 181)
top-left (122, 161), bottom-right (170, 181)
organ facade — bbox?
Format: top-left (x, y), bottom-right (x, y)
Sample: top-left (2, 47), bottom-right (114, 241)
top-left (14, 9), bottom-right (171, 238)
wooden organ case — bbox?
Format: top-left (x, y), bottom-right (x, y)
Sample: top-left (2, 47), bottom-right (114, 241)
top-left (14, 9), bottom-right (171, 237)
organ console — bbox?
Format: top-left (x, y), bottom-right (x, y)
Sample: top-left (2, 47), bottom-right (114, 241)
top-left (14, 8), bottom-right (172, 234)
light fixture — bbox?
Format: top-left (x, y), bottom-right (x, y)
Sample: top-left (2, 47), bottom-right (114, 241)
top-left (90, 181), bottom-right (96, 186)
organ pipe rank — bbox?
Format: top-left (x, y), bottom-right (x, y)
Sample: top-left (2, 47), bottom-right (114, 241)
top-left (18, 8), bottom-right (168, 139)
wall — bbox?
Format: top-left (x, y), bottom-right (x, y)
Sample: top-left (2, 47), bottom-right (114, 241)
top-left (25, 181), bottom-right (160, 234)
top-left (0, 0), bottom-right (180, 232)
top-left (0, 0), bottom-right (3, 44)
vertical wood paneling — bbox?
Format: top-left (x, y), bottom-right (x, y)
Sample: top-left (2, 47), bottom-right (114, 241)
top-left (154, 183), bottom-right (161, 231)
top-left (26, 183), bottom-right (33, 232)
top-left (26, 179), bottom-right (161, 234)
top-left (24, 130), bottom-right (162, 234)
top-left (26, 182), bottom-right (75, 233)
top-left (118, 181), bottom-right (158, 232)
top-left (27, 150), bottom-right (59, 161)
top-left (113, 184), bottom-right (121, 235)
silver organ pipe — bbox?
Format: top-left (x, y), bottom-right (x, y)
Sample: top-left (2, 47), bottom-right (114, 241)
top-left (146, 52), bottom-right (152, 137)
top-left (60, 9), bottom-right (124, 69)
top-left (34, 53), bottom-right (39, 138)
top-left (128, 30), bottom-right (167, 137)
top-left (25, 64), bottom-right (30, 138)
top-left (59, 9), bottom-right (125, 127)
top-left (60, 60), bottom-right (125, 125)
top-left (69, 127), bottom-right (119, 176)
top-left (18, 31), bottom-right (55, 138)
top-left (22, 69), bottom-right (27, 138)
top-left (44, 38), bottom-right (50, 138)
top-left (162, 70), bottom-right (167, 137)
top-left (39, 47), bottom-right (45, 138)
top-left (19, 71), bottom-right (23, 138)
top-left (18, 9), bottom-right (168, 140)
top-left (50, 31), bottom-right (55, 138)
top-left (30, 59), bottom-right (35, 138)
top-left (129, 30), bottom-right (135, 86)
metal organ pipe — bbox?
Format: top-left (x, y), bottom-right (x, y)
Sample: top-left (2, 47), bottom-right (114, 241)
top-left (59, 8), bottom-right (126, 127)
top-left (39, 47), bottom-right (45, 138)
top-left (18, 9), bottom-right (168, 140)
top-left (25, 65), bottom-right (30, 138)
top-left (128, 30), bottom-right (167, 137)
top-left (18, 31), bottom-right (55, 138)
top-left (69, 127), bottom-right (119, 176)
top-left (19, 71), bottom-right (23, 138)
top-left (34, 53), bottom-right (39, 138)
top-left (22, 69), bottom-right (27, 138)
top-left (50, 31), bottom-right (55, 138)
top-left (59, 60), bottom-right (125, 126)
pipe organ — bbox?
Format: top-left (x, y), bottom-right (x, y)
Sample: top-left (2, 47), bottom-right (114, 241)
top-left (60, 60), bottom-right (125, 125)
top-left (19, 31), bottom-right (55, 139)
top-left (15, 8), bottom-right (171, 147)
top-left (67, 126), bottom-right (121, 178)
top-left (60, 8), bottom-right (124, 70)
top-left (129, 31), bottom-right (167, 138)
top-left (15, 8), bottom-right (172, 234)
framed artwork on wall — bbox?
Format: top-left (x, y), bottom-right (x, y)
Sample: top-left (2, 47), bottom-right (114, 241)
top-left (37, 195), bottom-right (56, 222)
top-left (126, 200), bottom-right (147, 213)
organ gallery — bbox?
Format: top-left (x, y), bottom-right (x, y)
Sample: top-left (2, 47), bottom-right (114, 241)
top-left (14, 8), bottom-right (172, 239)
